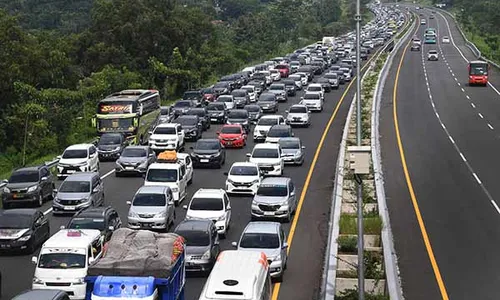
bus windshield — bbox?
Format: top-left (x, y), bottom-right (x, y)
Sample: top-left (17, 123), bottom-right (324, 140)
top-left (97, 118), bottom-right (135, 133)
top-left (469, 63), bottom-right (488, 76)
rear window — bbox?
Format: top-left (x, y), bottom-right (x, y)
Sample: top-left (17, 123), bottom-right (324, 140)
top-left (190, 198), bottom-right (223, 211)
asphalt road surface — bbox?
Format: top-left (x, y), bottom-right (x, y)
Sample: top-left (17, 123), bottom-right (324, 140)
top-left (380, 6), bottom-right (500, 300)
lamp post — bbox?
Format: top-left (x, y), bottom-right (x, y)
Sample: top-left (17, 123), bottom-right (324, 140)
top-left (22, 114), bottom-right (29, 167)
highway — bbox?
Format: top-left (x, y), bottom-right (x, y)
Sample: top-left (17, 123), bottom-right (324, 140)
top-left (380, 5), bottom-right (500, 300)
top-left (0, 44), bottom-right (387, 299)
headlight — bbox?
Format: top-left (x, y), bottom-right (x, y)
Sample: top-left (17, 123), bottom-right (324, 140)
top-left (128, 211), bottom-right (139, 218)
top-left (201, 250), bottom-right (211, 260)
top-left (211, 152), bottom-right (221, 157)
top-left (171, 187), bottom-right (179, 192)
top-left (251, 179), bottom-right (260, 184)
top-left (80, 197), bottom-right (90, 203)
top-left (33, 277), bottom-right (44, 284)
top-left (27, 186), bottom-right (38, 193)
top-left (73, 277), bottom-right (85, 285)
top-left (227, 178), bottom-right (235, 184)
top-left (18, 235), bottom-right (31, 242)
top-left (216, 215), bottom-right (225, 221)
top-left (114, 146), bottom-right (121, 151)
top-left (155, 211), bottom-right (167, 218)
top-left (3, 187), bottom-right (10, 193)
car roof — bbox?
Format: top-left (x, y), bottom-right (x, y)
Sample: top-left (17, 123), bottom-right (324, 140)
top-left (253, 143), bottom-right (280, 150)
top-left (123, 145), bottom-right (149, 151)
top-left (193, 188), bottom-right (226, 198)
top-left (12, 289), bottom-right (68, 300)
top-left (260, 115), bottom-right (283, 119)
top-left (243, 221), bottom-right (281, 234)
top-left (63, 172), bottom-right (98, 182)
top-left (43, 229), bottom-right (101, 248)
top-left (279, 137), bottom-right (301, 144)
top-left (0, 208), bottom-right (38, 217)
top-left (230, 161), bottom-right (259, 168)
top-left (222, 124), bottom-right (243, 129)
top-left (261, 176), bottom-right (290, 185)
top-left (197, 138), bottom-right (219, 143)
top-left (269, 124), bottom-right (291, 130)
top-left (156, 123), bottom-right (177, 128)
top-left (290, 104), bottom-right (307, 108)
top-left (177, 115), bottom-right (198, 120)
top-left (175, 219), bottom-right (213, 232)
top-left (136, 185), bottom-right (170, 194)
top-left (73, 206), bottom-right (113, 218)
top-left (65, 144), bottom-right (92, 150)
top-left (13, 166), bottom-right (41, 173)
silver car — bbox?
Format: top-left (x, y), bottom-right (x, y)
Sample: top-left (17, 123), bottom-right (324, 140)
top-left (285, 104), bottom-right (310, 127)
top-left (251, 177), bottom-right (297, 222)
top-left (52, 172), bottom-right (104, 215)
top-left (115, 146), bottom-right (156, 176)
top-left (232, 221), bottom-right (288, 281)
top-left (279, 137), bottom-right (305, 165)
top-left (127, 186), bottom-right (176, 231)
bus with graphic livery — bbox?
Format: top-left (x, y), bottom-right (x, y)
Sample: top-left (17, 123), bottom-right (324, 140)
top-left (468, 60), bottom-right (489, 86)
top-left (92, 89), bottom-right (161, 145)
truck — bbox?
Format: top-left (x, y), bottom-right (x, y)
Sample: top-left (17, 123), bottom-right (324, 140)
top-left (84, 228), bottom-right (186, 300)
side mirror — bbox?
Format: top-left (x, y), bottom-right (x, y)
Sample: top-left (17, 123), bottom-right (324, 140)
top-left (182, 205), bottom-right (188, 210)
top-left (88, 257), bottom-right (95, 265)
top-left (53, 188), bottom-right (58, 194)
top-left (214, 240), bottom-right (220, 245)
top-left (282, 242), bottom-right (289, 249)
top-left (231, 242), bottom-right (238, 247)
top-left (108, 226), bottom-right (115, 231)
top-left (291, 133), bottom-right (295, 137)
top-left (92, 187), bottom-right (99, 194)
top-left (246, 153), bottom-right (251, 158)
top-left (216, 132), bottom-right (220, 135)
top-left (40, 176), bottom-right (48, 181)
top-left (126, 201), bottom-right (132, 205)
top-left (285, 110), bottom-right (289, 114)
top-left (60, 225), bottom-right (65, 230)
top-left (31, 256), bottom-right (38, 264)
top-left (148, 131), bottom-right (153, 135)
top-left (300, 97), bottom-right (304, 100)
top-left (1, 179), bottom-right (7, 184)
top-left (290, 191), bottom-right (296, 197)
top-left (223, 172), bottom-right (229, 176)
top-left (302, 146), bottom-right (306, 149)
top-left (168, 201), bottom-right (175, 206)
top-left (57, 155), bottom-right (62, 160)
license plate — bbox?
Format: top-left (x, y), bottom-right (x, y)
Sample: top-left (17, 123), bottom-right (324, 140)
top-left (211, 118), bottom-right (218, 121)
top-left (226, 142), bottom-right (232, 145)
top-left (125, 167), bottom-right (134, 170)
top-left (13, 193), bottom-right (21, 198)
top-left (0, 244), bottom-right (10, 248)
top-left (66, 170), bottom-right (76, 173)
top-left (200, 159), bottom-right (209, 163)
top-left (64, 206), bottom-right (76, 210)
top-left (264, 212), bottom-right (275, 216)
top-left (142, 223), bottom-right (152, 227)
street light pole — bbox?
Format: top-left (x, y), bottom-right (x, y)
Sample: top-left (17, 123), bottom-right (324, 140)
top-left (22, 114), bottom-right (29, 167)
top-left (355, 0), bottom-right (364, 298)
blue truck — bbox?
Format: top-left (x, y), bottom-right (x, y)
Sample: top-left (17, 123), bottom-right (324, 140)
top-left (84, 229), bottom-right (185, 300)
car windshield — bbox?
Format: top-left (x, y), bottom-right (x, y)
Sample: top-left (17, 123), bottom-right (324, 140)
top-left (252, 148), bottom-right (279, 158)
top-left (62, 149), bottom-right (88, 159)
top-left (232, 91), bottom-right (246, 97)
top-left (270, 85), bottom-right (284, 90)
top-left (239, 233), bottom-right (280, 249)
top-left (196, 140), bottom-right (220, 150)
top-left (9, 171), bottom-right (39, 183)
top-left (268, 128), bottom-right (291, 137)
top-left (174, 101), bottom-right (191, 108)
top-left (146, 169), bottom-right (178, 182)
top-left (201, 88), bottom-right (214, 94)
top-left (59, 181), bottom-right (91, 193)
top-left (228, 111), bottom-right (248, 118)
top-left (280, 140), bottom-right (300, 149)
top-left (177, 118), bottom-right (198, 126)
top-left (0, 215), bottom-right (32, 229)
top-left (289, 106), bottom-right (307, 113)
top-left (308, 86), bottom-right (322, 91)
top-left (187, 110), bottom-right (205, 117)
top-left (160, 108), bottom-right (170, 115)
top-left (189, 198), bottom-right (223, 211)
top-left (242, 87), bottom-right (254, 92)
top-left (257, 118), bottom-right (279, 126)
top-left (98, 134), bottom-right (122, 145)
top-left (176, 230), bottom-right (209, 247)
top-left (221, 126), bottom-right (242, 134)
top-left (68, 218), bottom-right (105, 230)
top-left (214, 82), bottom-right (228, 88)
top-left (217, 96), bottom-right (232, 103)
top-left (133, 193), bottom-right (166, 206)
top-left (259, 95), bottom-right (275, 102)
top-left (325, 74), bottom-right (338, 79)
top-left (121, 148), bottom-right (147, 158)
top-left (154, 127), bottom-right (176, 134)
top-left (257, 185), bottom-right (288, 197)
top-left (230, 165), bottom-right (258, 176)
top-left (304, 93), bottom-right (320, 100)
top-left (245, 106), bottom-right (260, 112)
top-left (38, 253), bottom-right (86, 269)
top-left (207, 103), bottom-right (225, 111)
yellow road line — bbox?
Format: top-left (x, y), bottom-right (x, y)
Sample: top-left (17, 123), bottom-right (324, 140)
top-left (271, 45), bottom-right (386, 300)
top-left (392, 14), bottom-right (450, 300)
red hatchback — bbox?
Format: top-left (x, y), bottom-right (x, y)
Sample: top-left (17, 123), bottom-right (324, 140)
top-left (275, 64), bottom-right (290, 78)
top-left (217, 124), bottom-right (247, 148)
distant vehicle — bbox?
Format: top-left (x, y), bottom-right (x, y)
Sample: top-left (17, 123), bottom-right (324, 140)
top-left (2, 165), bottom-right (55, 208)
top-left (52, 172), bottom-right (104, 215)
top-left (244, 104), bottom-right (263, 123)
top-left (286, 104), bottom-right (311, 127)
top-left (114, 146), bottom-right (156, 176)
top-left (57, 144), bottom-right (99, 180)
top-left (411, 42), bottom-right (421, 51)
top-left (182, 90), bottom-right (203, 107)
top-left (0, 209), bottom-right (50, 254)
top-left (96, 133), bottom-right (127, 161)
top-left (159, 106), bottom-right (174, 124)
top-left (427, 50), bottom-right (439, 61)
top-left (66, 206), bottom-right (121, 241)
top-left (468, 60), bottom-right (489, 86)
top-left (420, 19), bottom-right (426, 25)
top-left (424, 35), bottom-right (437, 44)
top-left (206, 102), bottom-right (228, 124)
top-left (442, 36), bottom-right (450, 43)
top-left (92, 89), bottom-right (161, 145)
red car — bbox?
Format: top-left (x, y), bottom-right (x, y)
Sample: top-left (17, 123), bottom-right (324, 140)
top-left (201, 87), bottom-right (216, 102)
top-left (275, 64), bottom-right (290, 78)
top-left (217, 124), bottom-right (247, 148)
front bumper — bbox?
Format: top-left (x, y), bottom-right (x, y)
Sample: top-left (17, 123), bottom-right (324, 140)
top-left (257, 164), bottom-right (282, 176)
top-left (226, 181), bottom-right (259, 195)
top-left (269, 260), bottom-right (284, 278)
top-left (3, 191), bottom-right (39, 206)
top-left (0, 238), bottom-right (31, 252)
top-left (209, 114), bottom-right (226, 123)
top-left (215, 220), bottom-right (227, 235)
top-left (57, 165), bottom-right (87, 178)
top-left (185, 258), bottom-right (213, 272)
top-left (128, 216), bottom-right (168, 230)
top-left (260, 105), bottom-right (277, 112)
top-left (220, 138), bottom-right (245, 148)
top-left (287, 118), bottom-right (309, 126)
top-left (33, 282), bottom-right (86, 300)
top-left (150, 142), bottom-right (178, 151)
top-left (283, 154), bottom-right (303, 165)
top-left (115, 163), bottom-right (148, 174)
top-left (97, 150), bottom-right (120, 160)
top-left (251, 203), bottom-right (290, 219)
top-left (52, 200), bottom-right (91, 214)
top-left (192, 155), bottom-right (222, 167)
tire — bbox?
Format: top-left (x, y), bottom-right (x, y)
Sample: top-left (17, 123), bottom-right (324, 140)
top-left (48, 184), bottom-right (56, 200)
top-left (2, 202), bottom-right (10, 209)
top-left (275, 272), bottom-right (284, 283)
top-left (35, 192), bottom-right (43, 207)
top-left (100, 194), bottom-right (105, 206)
top-left (188, 174), bottom-right (193, 185)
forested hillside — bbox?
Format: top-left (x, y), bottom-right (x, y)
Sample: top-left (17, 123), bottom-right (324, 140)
top-left (0, 0), bottom-right (369, 177)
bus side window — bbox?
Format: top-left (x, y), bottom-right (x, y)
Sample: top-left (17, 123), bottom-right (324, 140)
top-left (261, 276), bottom-right (271, 300)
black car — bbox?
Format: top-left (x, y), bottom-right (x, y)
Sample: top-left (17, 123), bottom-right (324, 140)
top-left (333, 70), bottom-right (346, 84)
top-left (66, 206), bottom-right (122, 241)
top-left (159, 106), bottom-right (174, 124)
top-left (226, 109), bottom-right (250, 133)
top-left (231, 89), bottom-right (250, 108)
top-left (96, 133), bottom-right (128, 161)
top-left (282, 79), bottom-right (297, 96)
top-left (175, 115), bottom-right (202, 141)
top-left (317, 78), bottom-right (332, 93)
top-left (190, 139), bottom-right (226, 168)
top-left (213, 82), bottom-right (231, 95)
top-left (182, 90), bottom-right (203, 107)
top-left (0, 209), bottom-right (50, 253)
top-left (244, 104), bottom-right (263, 124)
top-left (257, 93), bottom-right (278, 113)
top-left (2, 166), bottom-right (55, 209)
top-left (206, 102), bottom-right (227, 124)
top-left (12, 290), bottom-right (70, 300)
top-left (185, 107), bottom-right (210, 131)
top-left (173, 100), bottom-right (196, 117)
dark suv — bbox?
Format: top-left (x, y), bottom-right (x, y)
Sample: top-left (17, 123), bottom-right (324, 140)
top-left (66, 206), bottom-right (122, 241)
top-left (190, 139), bottom-right (226, 168)
top-left (175, 115), bottom-right (202, 141)
top-left (96, 133), bottom-right (128, 161)
top-left (185, 107), bottom-right (210, 131)
top-left (183, 90), bottom-right (204, 107)
top-left (206, 102), bottom-right (227, 124)
top-left (2, 166), bottom-right (55, 209)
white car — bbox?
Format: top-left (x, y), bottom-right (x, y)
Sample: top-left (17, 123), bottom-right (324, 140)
top-left (253, 115), bottom-right (285, 142)
top-left (442, 36), bottom-right (450, 43)
top-left (427, 50), bottom-right (439, 61)
top-left (257, 71), bottom-right (273, 85)
top-left (225, 162), bottom-right (262, 195)
top-left (295, 72), bottom-right (309, 85)
top-left (305, 83), bottom-right (325, 99)
top-left (149, 123), bottom-right (185, 152)
top-left (247, 143), bottom-right (284, 176)
top-left (270, 69), bottom-right (281, 81)
top-left (57, 144), bottom-right (99, 179)
top-left (241, 85), bottom-right (257, 102)
top-left (286, 104), bottom-right (311, 127)
top-left (300, 92), bottom-right (324, 112)
top-left (216, 95), bottom-right (235, 110)
top-left (288, 74), bottom-right (303, 90)
top-left (183, 189), bottom-right (231, 238)
top-left (145, 160), bottom-right (188, 205)
top-left (177, 153), bottom-right (193, 185)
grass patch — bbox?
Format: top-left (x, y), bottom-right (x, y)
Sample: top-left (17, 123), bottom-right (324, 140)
top-left (340, 215), bottom-right (357, 234)
top-left (364, 216), bottom-right (383, 235)
top-left (338, 235), bottom-right (358, 253)
top-left (340, 215), bottom-right (383, 235)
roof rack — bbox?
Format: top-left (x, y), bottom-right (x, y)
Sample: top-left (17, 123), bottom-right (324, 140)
top-left (157, 151), bottom-right (180, 163)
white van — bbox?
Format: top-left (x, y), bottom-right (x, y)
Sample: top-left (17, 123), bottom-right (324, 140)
top-left (32, 229), bottom-right (103, 300)
top-left (144, 154), bottom-right (188, 205)
top-left (198, 250), bottom-right (272, 300)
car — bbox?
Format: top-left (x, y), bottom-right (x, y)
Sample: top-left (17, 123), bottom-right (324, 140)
top-left (247, 143), bottom-right (284, 176)
top-left (206, 102), bottom-right (227, 124)
top-left (12, 290), bottom-right (70, 300)
top-left (65, 206), bottom-right (121, 241)
top-left (421, 19), bottom-right (426, 25)
top-left (265, 124), bottom-right (294, 144)
top-left (427, 50), bottom-right (439, 61)
top-left (241, 85), bottom-right (257, 102)
top-left (244, 104), bottom-right (263, 124)
top-left (173, 219), bottom-right (220, 273)
top-left (305, 83), bottom-right (325, 99)
top-left (148, 123), bottom-right (185, 152)
top-left (216, 95), bottom-right (236, 110)
top-left (176, 152), bottom-right (194, 185)
top-left (183, 189), bottom-right (231, 238)
top-left (226, 109), bottom-right (250, 133)
top-left (275, 64), bottom-right (290, 78)
top-left (323, 73), bottom-right (340, 89)
top-left (316, 78), bottom-right (333, 93)
top-left (282, 79), bottom-right (297, 96)
top-left (190, 139), bottom-right (226, 168)
top-left (115, 146), bottom-right (156, 176)
top-left (253, 115), bottom-right (285, 142)
top-left (57, 144), bottom-right (99, 179)
top-left (270, 69), bottom-right (281, 81)
top-left (52, 172), bottom-right (105, 215)
top-left (247, 80), bottom-right (266, 95)
top-left (442, 36), bottom-right (450, 43)
top-left (411, 42), bottom-right (421, 51)
top-left (231, 221), bottom-right (288, 281)
top-left (268, 83), bottom-right (288, 102)
top-left (217, 124), bottom-right (247, 148)
top-left (0, 209), bottom-right (50, 253)
top-left (212, 81), bottom-right (231, 95)
top-left (224, 162), bottom-right (262, 195)
top-left (285, 104), bottom-right (311, 127)
top-left (96, 133), bottom-right (128, 161)
top-left (2, 165), bottom-right (55, 209)
top-left (289, 61), bottom-right (301, 73)
top-left (231, 89), bottom-right (250, 108)
top-left (175, 115), bottom-right (202, 141)
top-left (288, 74), bottom-right (303, 90)
top-left (429, 15), bottom-right (434, 19)
top-left (126, 185), bottom-right (176, 231)
top-left (251, 177), bottom-right (297, 222)
top-left (201, 87), bottom-right (216, 103)
top-left (159, 106), bottom-right (174, 124)
top-left (300, 92), bottom-right (324, 112)
top-left (279, 137), bottom-right (306, 165)
top-left (145, 155), bottom-right (187, 205)
top-left (257, 93), bottom-right (279, 113)
top-left (295, 72), bottom-right (309, 85)
top-left (339, 67), bottom-right (352, 81)
top-left (183, 90), bottom-right (204, 107)
top-left (172, 100), bottom-right (196, 117)
top-left (185, 107), bottom-right (210, 131)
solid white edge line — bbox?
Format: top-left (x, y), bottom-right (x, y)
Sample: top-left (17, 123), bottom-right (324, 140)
top-left (466, 95), bottom-right (470, 100)
top-left (449, 136), bottom-right (455, 144)
top-left (459, 153), bottom-right (467, 162)
top-left (471, 102), bottom-right (475, 108)
top-left (479, 113), bottom-right (484, 119)
top-left (473, 173), bottom-right (482, 184)
top-left (488, 123), bottom-right (494, 130)
top-left (491, 200), bottom-right (500, 215)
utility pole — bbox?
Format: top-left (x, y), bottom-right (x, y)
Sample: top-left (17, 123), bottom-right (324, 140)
top-left (354, 0), bottom-right (364, 297)
top-left (22, 114), bottom-right (29, 167)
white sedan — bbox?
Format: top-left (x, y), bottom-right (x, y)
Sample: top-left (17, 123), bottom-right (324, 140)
top-left (442, 36), bottom-right (450, 43)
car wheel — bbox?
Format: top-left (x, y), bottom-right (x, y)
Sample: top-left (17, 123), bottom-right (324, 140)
top-left (2, 202), bottom-right (10, 209)
top-left (188, 174), bottom-right (193, 185)
top-left (100, 194), bottom-right (105, 206)
top-left (27, 240), bottom-right (36, 254)
top-left (36, 192), bottom-right (43, 207)
top-left (275, 272), bottom-right (284, 283)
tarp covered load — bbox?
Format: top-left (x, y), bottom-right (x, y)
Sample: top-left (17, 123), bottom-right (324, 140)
top-left (87, 228), bottom-right (185, 278)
